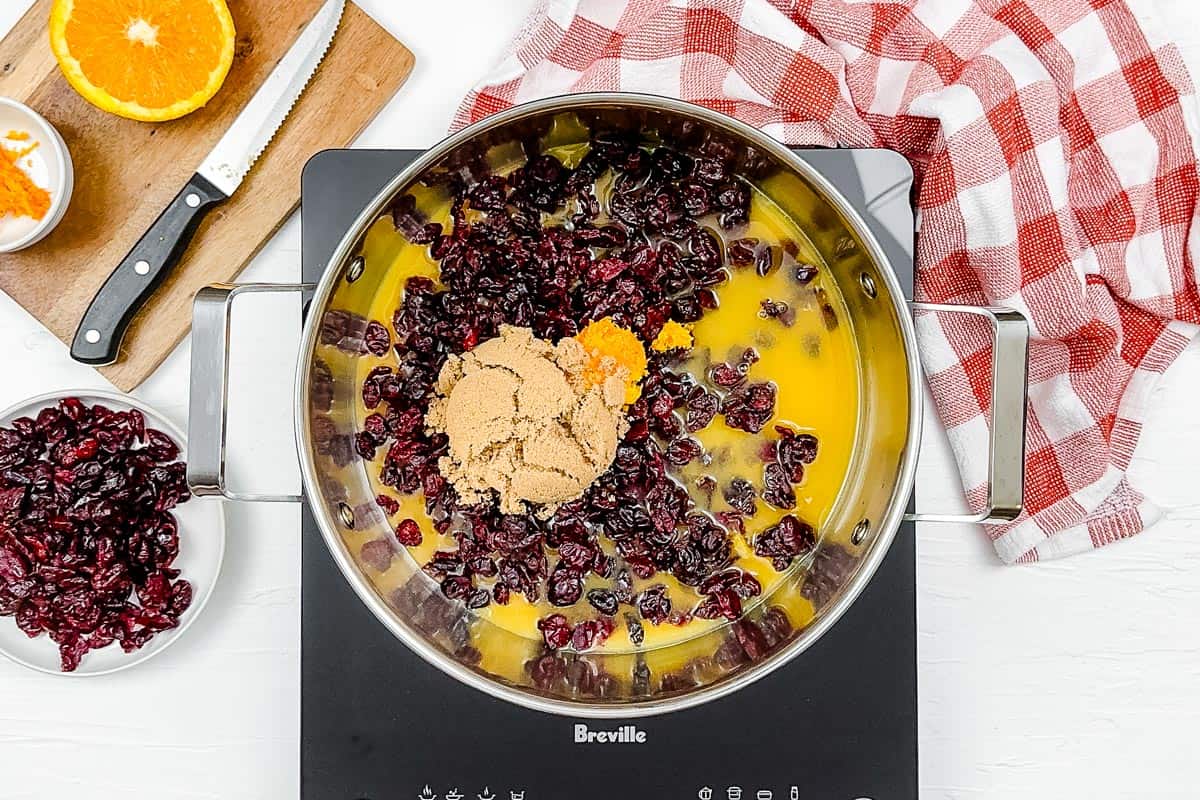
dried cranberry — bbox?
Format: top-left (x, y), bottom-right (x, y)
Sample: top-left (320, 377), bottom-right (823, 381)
top-left (558, 540), bottom-right (596, 571)
top-left (466, 588), bottom-right (491, 609)
top-left (169, 581), bottom-right (193, 616)
top-left (586, 588), bottom-right (619, 616)
top-left (0, 399), bottom-right (192, 671)
top-left (723, 478), bottom-right (758, 516)
top-left (426, 551), bottom-right (464, 577)
top-left (665, 437), bottom-right (703, 466)
top-left (637, 584), bottom-right (672, 625)
top-left (672, 295), bottom-right (703, 323)
top-left (528, 154), bottom-right (565, 185)
top-left (144, 429), bottom-right (178, 461)
top-left (363, 321), bottom-right (391, 356)
top-left (793, 263), bottom-right (819, 284)
top-left (361, 365), bottom-right (392, 410)
top-left (441, 575), bottom-right (472, 600)
top-left (776, 428), bottom-right (818, 482)
top-left (696, 288), bottom-right (721, 309)
top-left (613, 569), bottom-right (634, 604)
top-left (716, 181), bottom-right (749, 210)
top-left (354, 432), bottom-right (378, 460)
top-left (362, 413), bottom-right (388, 443)
top-left (754, 245), bottom-right (780, 276)
top-left (714, 511), bottom-right (744, 536)
top-left (570, 617), bottom-right (614, 650)
top-left (468, 175), bottom-right (507, 211)
top-left (588, 257), bottom-right (628, 282)
top-left (759, 299), bottom-right (794, 328)
top-left (689, 228), bottom-right (723, 270)
top-left (734, 572), bottom-right (762, 599)
top-left (744, 382), bottom-right (774, 410)
top-left (762, 463), bottom-right (796, 509)
top-left (754, 514), bottom-right (816, 570)
top-left (375, 494), bottom-right (400, 516)
top-left (694, 157), bottom-right (729, 184)
top-left (721, 381), bottom-right (776, 434)
top-left (538, 613), bottom-right (572, 649)
top-left (547, 565), bottom-right (584, 607)
top-left (351, 130), bottom-right (819, 628)
top-left (395, 518), bottom-right (423, 547)
top-left (694, 586), bottom-right (742, 620)
top-left (709, 362), bottom-right (743, 388)
top-left (727, 237), bottom-right (758, 266)
top-left (679, 182), bottom-right (711, 216)
top-left (684, 390), bottom-right (719, 432)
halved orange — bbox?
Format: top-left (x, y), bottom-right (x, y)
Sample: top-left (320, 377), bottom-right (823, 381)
top-left (49, 0), bottom-right (236, 122)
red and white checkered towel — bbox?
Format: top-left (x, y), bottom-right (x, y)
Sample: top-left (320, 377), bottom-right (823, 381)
top-left (453, 0), bottom-right (1200, 563)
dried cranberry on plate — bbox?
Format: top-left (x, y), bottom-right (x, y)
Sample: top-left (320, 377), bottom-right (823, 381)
top-left (0, 398), bottom-right (193, 672)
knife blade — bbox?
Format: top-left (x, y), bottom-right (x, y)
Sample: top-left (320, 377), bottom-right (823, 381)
top-left (70, 0), bottom-right (346, 366)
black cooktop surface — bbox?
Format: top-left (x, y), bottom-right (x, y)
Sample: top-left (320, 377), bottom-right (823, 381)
top-left (300, 148), bottom-right (917, 800)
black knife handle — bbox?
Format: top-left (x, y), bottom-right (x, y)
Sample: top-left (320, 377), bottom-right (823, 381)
top-left (70, 173), bottom-right (227, 366)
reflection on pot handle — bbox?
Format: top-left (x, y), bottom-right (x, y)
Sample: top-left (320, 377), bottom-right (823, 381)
top-left (187, 283), bottom-right (314, 503)
top-left (905, 303), bottom-right (1030, 524)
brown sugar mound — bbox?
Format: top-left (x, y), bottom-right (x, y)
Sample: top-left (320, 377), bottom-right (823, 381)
top-left (425, 325), bottom-right (628, 514)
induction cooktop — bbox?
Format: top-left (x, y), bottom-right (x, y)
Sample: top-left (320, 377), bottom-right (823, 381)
top-left (299, 147), bottom-right (918, 800)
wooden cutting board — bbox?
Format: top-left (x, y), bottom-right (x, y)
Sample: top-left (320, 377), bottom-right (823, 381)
top-left (0, 0), bottom-right (413, 390)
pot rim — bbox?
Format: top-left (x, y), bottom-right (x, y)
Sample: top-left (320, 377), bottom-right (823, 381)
top-left (293, 92), bottom-right (923, 718)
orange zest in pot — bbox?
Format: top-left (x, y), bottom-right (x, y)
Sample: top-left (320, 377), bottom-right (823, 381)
top-left (575, 317), bottom-right (648, 403)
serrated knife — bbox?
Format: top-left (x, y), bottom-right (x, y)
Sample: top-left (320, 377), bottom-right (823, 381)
top-left (70, 0), bottom-right (345, 366)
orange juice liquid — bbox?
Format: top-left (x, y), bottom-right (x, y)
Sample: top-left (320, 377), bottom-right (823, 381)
top-left (351, 156), bottom-right (859, 655)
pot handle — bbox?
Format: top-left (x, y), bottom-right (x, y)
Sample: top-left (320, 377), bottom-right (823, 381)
top-left (905, 303), bottom-right (1030, 524)
top-left (187, 283), bottom-right (314, 503)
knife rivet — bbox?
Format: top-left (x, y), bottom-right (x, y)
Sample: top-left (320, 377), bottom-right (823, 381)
top-left (346, 255), bottom-right (365, 283)
top-left (134, 260), bottom-right (150, 275)
top-left (185, 193), bottom-right (201, 208)
top-left (84, 329), bottom-right (101, 344)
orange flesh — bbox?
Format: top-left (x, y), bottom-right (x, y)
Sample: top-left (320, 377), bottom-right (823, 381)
top-left (62, 0), bottom-right (228, 108)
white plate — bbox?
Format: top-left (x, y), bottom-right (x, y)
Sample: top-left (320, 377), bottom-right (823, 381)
top-left (0, 97), bottom-right (75, 253)
top-left (0, 390), bottom-right (225, 676)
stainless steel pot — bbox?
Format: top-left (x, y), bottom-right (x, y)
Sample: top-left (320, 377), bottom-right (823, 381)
top-left (186, 94), bottom-right (1029, 717)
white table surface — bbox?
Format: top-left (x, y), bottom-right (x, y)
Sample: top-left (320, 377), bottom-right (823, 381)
top-left (2, 2), bottom-right (1199, 798)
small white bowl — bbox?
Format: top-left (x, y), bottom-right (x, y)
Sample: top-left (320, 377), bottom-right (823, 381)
top-left (0, 390), bottom-right (225, 676)
top-left (0, 97), bottom-right (74, 253)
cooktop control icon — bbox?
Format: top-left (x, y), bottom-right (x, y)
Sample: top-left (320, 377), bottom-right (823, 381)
top-left (418, 787), bottom-right (437, 800)
top-left (698, 788), bottom-right (713, 800)
top-left (727, 788), bottom-right (743, 800)
top-left (446, 790), bottom-right (463, 800)
top-left (477, 789), bottom-right (495, 800)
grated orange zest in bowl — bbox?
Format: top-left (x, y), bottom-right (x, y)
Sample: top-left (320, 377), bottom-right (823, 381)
top-left (0, 137), bottom-right (49, 221)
